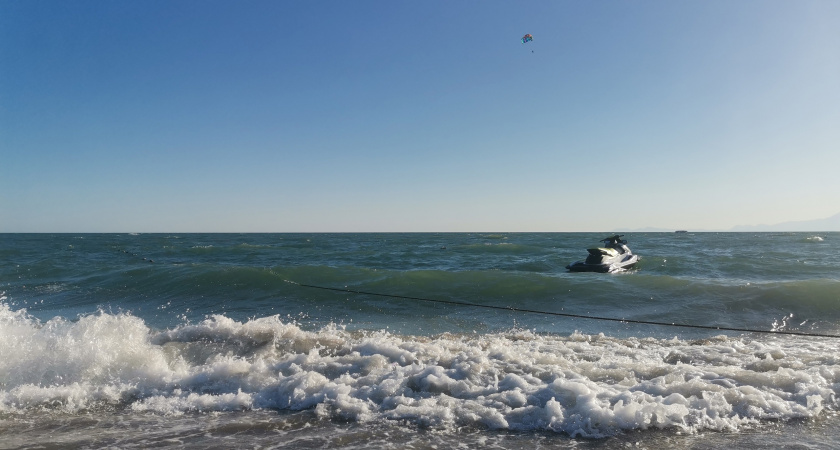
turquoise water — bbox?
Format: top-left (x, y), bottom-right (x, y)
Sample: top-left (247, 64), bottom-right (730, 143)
top-left (1, 232), bottom-right (839, 448)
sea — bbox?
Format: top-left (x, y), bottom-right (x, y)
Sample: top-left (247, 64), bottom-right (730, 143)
top-left (1, 232), bottom-right (839, 449)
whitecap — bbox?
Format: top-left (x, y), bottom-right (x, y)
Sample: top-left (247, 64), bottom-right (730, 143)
top-left (1, 303), bottom-right (838, 437)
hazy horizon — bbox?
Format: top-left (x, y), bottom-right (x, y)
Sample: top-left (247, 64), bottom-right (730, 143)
top-left (1, 209), bottom-right (837, 234)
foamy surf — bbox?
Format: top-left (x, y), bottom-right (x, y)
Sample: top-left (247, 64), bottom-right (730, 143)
top-left (2, 302), bottom-right (837, 438)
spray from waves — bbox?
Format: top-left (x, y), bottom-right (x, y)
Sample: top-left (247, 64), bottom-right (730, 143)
top-left (2, 297), bottom-right (838, 438)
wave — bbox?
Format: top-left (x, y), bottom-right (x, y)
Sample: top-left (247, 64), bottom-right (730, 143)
top-left (2, 299), bottom-right (837, 437)
top-left (9, 258), bottom-right (840, 338)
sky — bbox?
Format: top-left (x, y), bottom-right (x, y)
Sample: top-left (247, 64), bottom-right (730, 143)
top-left (2, 0), bottom-right (839, 232)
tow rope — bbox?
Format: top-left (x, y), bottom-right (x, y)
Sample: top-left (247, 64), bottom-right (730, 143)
top-left (284, 280), bottom-right (840, 339)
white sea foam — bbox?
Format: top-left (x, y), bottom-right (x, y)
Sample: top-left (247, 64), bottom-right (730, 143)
top-left (1, 302), bottom-right (838, 437)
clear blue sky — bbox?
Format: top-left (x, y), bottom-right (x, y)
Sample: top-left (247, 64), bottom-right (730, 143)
top-left (2, 1), bottom-right (838, 232)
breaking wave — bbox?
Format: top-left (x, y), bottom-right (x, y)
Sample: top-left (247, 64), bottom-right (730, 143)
top-left (2, 299), bottom-right (837, 438)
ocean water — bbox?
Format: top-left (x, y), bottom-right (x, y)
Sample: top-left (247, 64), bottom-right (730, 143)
top-left (1, 232), bottom-right (839, 449)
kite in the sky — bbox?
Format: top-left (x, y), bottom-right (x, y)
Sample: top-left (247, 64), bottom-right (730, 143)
top-left (521, 34), bottom-right (533, 44)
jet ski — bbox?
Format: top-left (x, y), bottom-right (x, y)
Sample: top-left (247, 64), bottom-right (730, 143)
top-left (566, 235), bottom-right (640, 273)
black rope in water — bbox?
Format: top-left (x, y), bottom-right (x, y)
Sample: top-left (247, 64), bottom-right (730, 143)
top-left (284, 280), bottom-right (840, 339)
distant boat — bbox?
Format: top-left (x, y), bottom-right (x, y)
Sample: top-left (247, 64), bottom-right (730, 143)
top-left (675, 230), bottom-right (688, 233)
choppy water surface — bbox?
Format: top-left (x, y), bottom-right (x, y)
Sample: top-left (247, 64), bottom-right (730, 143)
top-left (1, 233), bottom-right (838, 448)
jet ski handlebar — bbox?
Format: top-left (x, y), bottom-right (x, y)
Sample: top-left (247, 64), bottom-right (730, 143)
top-left (601, 235), bottom-right (627, 245)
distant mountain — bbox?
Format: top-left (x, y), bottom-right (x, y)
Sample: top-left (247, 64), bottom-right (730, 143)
top-left (621, 212), bottom-right (840, 233)
top-left (731, 212), bottom-right (840, 232)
